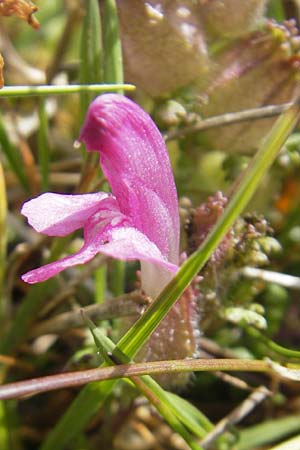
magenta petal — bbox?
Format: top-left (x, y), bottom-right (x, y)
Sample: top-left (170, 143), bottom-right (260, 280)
top-left (21, 192), bottom-right (113, 236)
top-left (21, 242), bottom-right (100, 284)
top-left (96, 227), bottom-right (177, 273)
top-left (22, 220), bottom-right (177, 284)
top-left (79, 94), bottom-right (180, 265)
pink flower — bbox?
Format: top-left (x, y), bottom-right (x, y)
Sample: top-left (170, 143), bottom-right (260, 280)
top-left (21, 94), bottom-right (179, 298)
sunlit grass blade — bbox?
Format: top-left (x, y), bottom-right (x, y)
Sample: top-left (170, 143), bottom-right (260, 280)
top-left (0, 84), bottom-right (134, 98)
top-left (237, 414), bottom-right (300, 450)
top-left (37, 98), bottom-right (50, 190)
top-left (165, 392), bottom-right (213, 435)
top-left (270, 434), bottom-right (300, 450)
top-left (0, 113), bottom-right (29, 191)
top-left (39, 103), bottom-right (300, 450)
top-left (79, 0), bottom-right (103, 117)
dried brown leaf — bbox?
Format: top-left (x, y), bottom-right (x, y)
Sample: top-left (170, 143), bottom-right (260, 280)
top-left (0, 0), bottom-right (39, 29)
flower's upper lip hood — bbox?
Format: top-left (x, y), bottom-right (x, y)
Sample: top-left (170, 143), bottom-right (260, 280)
top-left (79, 94), bottom-right (180, 264)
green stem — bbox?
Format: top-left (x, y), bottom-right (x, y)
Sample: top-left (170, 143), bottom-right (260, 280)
top-left (37, 98), bottom-right (50, 191)
top-left (94, 265), bottom-right (107, 303)
top-left (245, 326), bottom-right (300, 359)
top-left (110, 260), bottom-right (125, 297)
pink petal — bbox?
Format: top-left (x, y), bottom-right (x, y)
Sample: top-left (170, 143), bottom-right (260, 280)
top-left (21, 242), bottom-right (100, 284)
top-left (22, 213), bottom-right (177, 284)
top-left (78, 94), bottom-right (180, 265)
top-left (21, 192), bottom-right (113, 236)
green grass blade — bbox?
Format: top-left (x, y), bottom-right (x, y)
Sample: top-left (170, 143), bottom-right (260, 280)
top-left (37, 98), bottom-right (50, 190)
top-left (237, 414), bottom-right (300, 450)
top-left (39, 380), bottom-right (116, 450)
top-left (0, 280), bottom-right (57, 354)
top-left (0, 113), bottom-right (29, 191)
top-left (0, 400), bottom-right (9, 450)
top-left (0, 162), bottom-right (7, 318)
top-left (110, 260), bottom-right (125, 297)
top-left (79, 0), bottom-right (103, 117)
top-left (245, 326), bottom-right (300, 359)
top-left (0, 84), bottom-right (134, 98)
top-left (94, 265), bottom-right (107, 303)
top-left (102, 0), bottom-right (123, 84)
top-left (165, 392), bottom-right (213, 434)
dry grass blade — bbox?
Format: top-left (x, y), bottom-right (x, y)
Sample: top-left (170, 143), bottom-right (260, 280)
top-left (199, 386), bottom-right (271, 449)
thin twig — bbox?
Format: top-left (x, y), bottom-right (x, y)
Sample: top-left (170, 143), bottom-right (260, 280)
top-left (30, 291), bottom-right (147, 337)
top-left (0, 359), bottom-right (270, 400)
top-left (164, 103), bottom-right (294, 141)
top-left (199, 386), bottom-right (271, 449)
